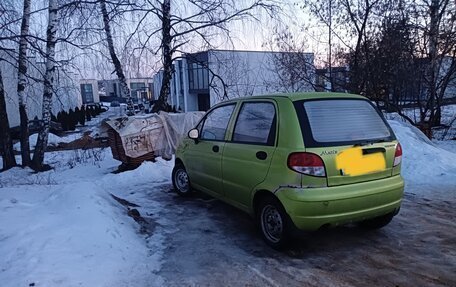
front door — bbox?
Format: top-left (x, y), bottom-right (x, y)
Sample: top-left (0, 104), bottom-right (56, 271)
top-left (185, 103), bottom-right (236, 195)
top-left (222, 101), bottom-right (277, 209)
top-left (197, 93), bottom-right (210, 111)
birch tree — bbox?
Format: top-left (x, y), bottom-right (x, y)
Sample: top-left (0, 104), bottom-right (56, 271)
top-left (0, 67), bottom-right (16, 170)
top-left (17, 0), bottom-right (31, 167)
top-left (0, 1), bottom-right (18, 170)
top-left (31, 0), bottom-right (58, 171)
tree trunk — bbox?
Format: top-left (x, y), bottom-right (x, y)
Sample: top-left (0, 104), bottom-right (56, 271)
top-left (0, 69), bottom-right (17, 170)
top-left (31, 0), bottom-right (58, 171)
top-left (100, 0), bottom-right (133, 116)
top-left (17, 0), bottom-right (32, 167)
top-left (428, 0), bottom-right (439, 127)
top-left (153, 0), bottom-right (172, 113)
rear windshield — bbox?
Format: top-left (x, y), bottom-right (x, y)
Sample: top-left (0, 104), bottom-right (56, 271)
top-left (296, 99), bottom-right (394, 147)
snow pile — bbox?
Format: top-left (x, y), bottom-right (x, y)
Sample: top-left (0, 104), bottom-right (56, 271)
top-left (13, 133), bottom-right (82, 151)
top-left (0, 183), bottom-right (151, 287)
top-left (388, 119), bottom-right (456, 186)
top-left (0, 149), bottom-right (172, 287)
top-left (433, 140), bottom-right (456, 154)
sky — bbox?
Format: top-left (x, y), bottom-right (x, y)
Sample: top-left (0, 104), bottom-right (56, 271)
top-left (73, 0), bottom-right (336, 80)
top-left (3, 0), bottom-right (340, 80)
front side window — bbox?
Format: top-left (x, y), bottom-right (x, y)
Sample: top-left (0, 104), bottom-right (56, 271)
top-left (232, 102), bottom-right (276, 145)
top-left (200, 104), bottom-right (235, 141)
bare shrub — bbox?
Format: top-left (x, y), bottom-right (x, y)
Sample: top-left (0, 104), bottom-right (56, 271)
top-left (67, 148), bottom-right (106, 168)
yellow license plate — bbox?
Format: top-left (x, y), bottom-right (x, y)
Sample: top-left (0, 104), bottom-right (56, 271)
top-left (336, 147), bottom-right (386, 176)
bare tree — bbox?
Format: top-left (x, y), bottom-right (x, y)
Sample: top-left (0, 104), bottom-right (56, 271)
top-left (0, 66), bottom-right (17, 170)
top-left (99, 0), bottom-right (134, 115)
top-left (420, 0), bottom-right (456, 127)
top-left (31, 0), bottom-right (59, 171)
top-left (146, 0), bottom-right (278, 112)
top-left (265, 28), bottom-right (316, 92)
top-left (155, 0), bottom-right (172, 112)
top-left (17, 0), bottom-right (32, 167)
top-left (0, 1), bottom-right (18, 170)
top-left (304, 0), bottom-right (391, 93)
top-left (386, 0), bottom-right (456, 135)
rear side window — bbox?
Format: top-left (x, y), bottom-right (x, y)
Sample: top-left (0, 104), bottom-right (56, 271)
top-left (299, 99), bottom-right (393, 146)
top-left (201, 104), bottom-right (235, 140)
top-left (232, 102), bottom-right (276, 145)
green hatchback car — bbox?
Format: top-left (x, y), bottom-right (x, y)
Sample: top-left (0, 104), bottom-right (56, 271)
top-left (172, 92), bottom-right (404, 248)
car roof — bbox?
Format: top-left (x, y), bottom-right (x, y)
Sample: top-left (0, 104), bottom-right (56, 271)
top-left (218, 92), bottom-right (365, 104)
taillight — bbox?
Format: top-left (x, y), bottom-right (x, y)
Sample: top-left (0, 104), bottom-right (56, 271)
top-left (287, 152), bottom-right (326, 177)
top-left (393, 143), bottom-right (402, 167)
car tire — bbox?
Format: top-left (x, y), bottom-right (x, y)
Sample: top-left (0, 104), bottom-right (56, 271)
top-left (358, 213), bottom-right (394, 230)
top-left (257, 196), bottom-right (291, 249)
top-left (172, 163), bottom-right (192, 196)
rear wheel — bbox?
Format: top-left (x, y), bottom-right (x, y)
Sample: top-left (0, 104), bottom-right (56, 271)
top-left (257, 196), bottom-right (291, 249)
top-left (172, 163), bottom-right (192, 196)
top-left (358, 213), bottom-right (394, 230)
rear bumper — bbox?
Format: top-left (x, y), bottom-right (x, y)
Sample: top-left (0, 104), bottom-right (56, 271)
top-left (276, 175), bottom-right (404, 231)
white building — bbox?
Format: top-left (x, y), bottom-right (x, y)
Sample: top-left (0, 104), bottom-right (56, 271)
top-left (127, 78), bottom-right (154, 102)
top-left (1, 50), bottom-right (82, 127)
top-left (153, 49), bottom-right (315, 111)
top-left (79, 79), bottom-right (99, 104)
top-left (97, 78), bottom-right (154, 103)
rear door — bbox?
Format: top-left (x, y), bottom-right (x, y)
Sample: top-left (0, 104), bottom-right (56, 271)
top-left (295, 98), bottom-right (398, 187)
top-left (222, 101), bottom-right (277, 208)
top-left (185, 104), bottom-right (236, 195)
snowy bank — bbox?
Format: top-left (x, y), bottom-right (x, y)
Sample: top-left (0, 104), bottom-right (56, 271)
top-left (0, 183), bottom-right (151, 287)
top-left (388, 120), bottom-right (456, 200)
top-left (13, 133), bottom-right (82, 151)
top-left (0, 149), bottom-right (172, 287)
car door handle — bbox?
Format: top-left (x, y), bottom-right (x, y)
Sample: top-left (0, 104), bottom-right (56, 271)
top-left (256, 151), bottom-right (267, 160)
top-left (212, 145), bottom-right (219, 153)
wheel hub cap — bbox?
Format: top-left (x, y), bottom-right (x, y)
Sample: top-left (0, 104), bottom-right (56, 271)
top-left (261, 205), bottom-right (283, 243)
top-left (176, 170), bottom-right (189, 193)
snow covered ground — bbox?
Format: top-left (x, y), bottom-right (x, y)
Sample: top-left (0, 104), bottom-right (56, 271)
top-left (0, 151), bottom-right (172, 287)
top-left (12, 133), bottom-right (82, 151)
top-left (0, 117), bottom-right (455, 286)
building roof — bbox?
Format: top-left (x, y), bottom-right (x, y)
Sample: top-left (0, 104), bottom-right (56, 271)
top-left (207, 49), bottom-right (314, 55)
top-left (185, 49), bottom-right (314, 58)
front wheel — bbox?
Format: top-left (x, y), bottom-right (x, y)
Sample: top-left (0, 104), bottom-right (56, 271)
top-left (172, 163), bottom-right (192, 196)
top-left (257, 197), bottom-right (291, 249)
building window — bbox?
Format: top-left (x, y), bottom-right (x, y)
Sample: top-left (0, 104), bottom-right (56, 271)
top-left (80, 84), bottom-right (94, 103)
top-left (188, 62), bottom-right (209, 91)
top-left (130, 82), bottom-right (146, 101)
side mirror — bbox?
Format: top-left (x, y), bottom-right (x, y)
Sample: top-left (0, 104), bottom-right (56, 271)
top-left (188, 128), bottom-right (199, 142)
